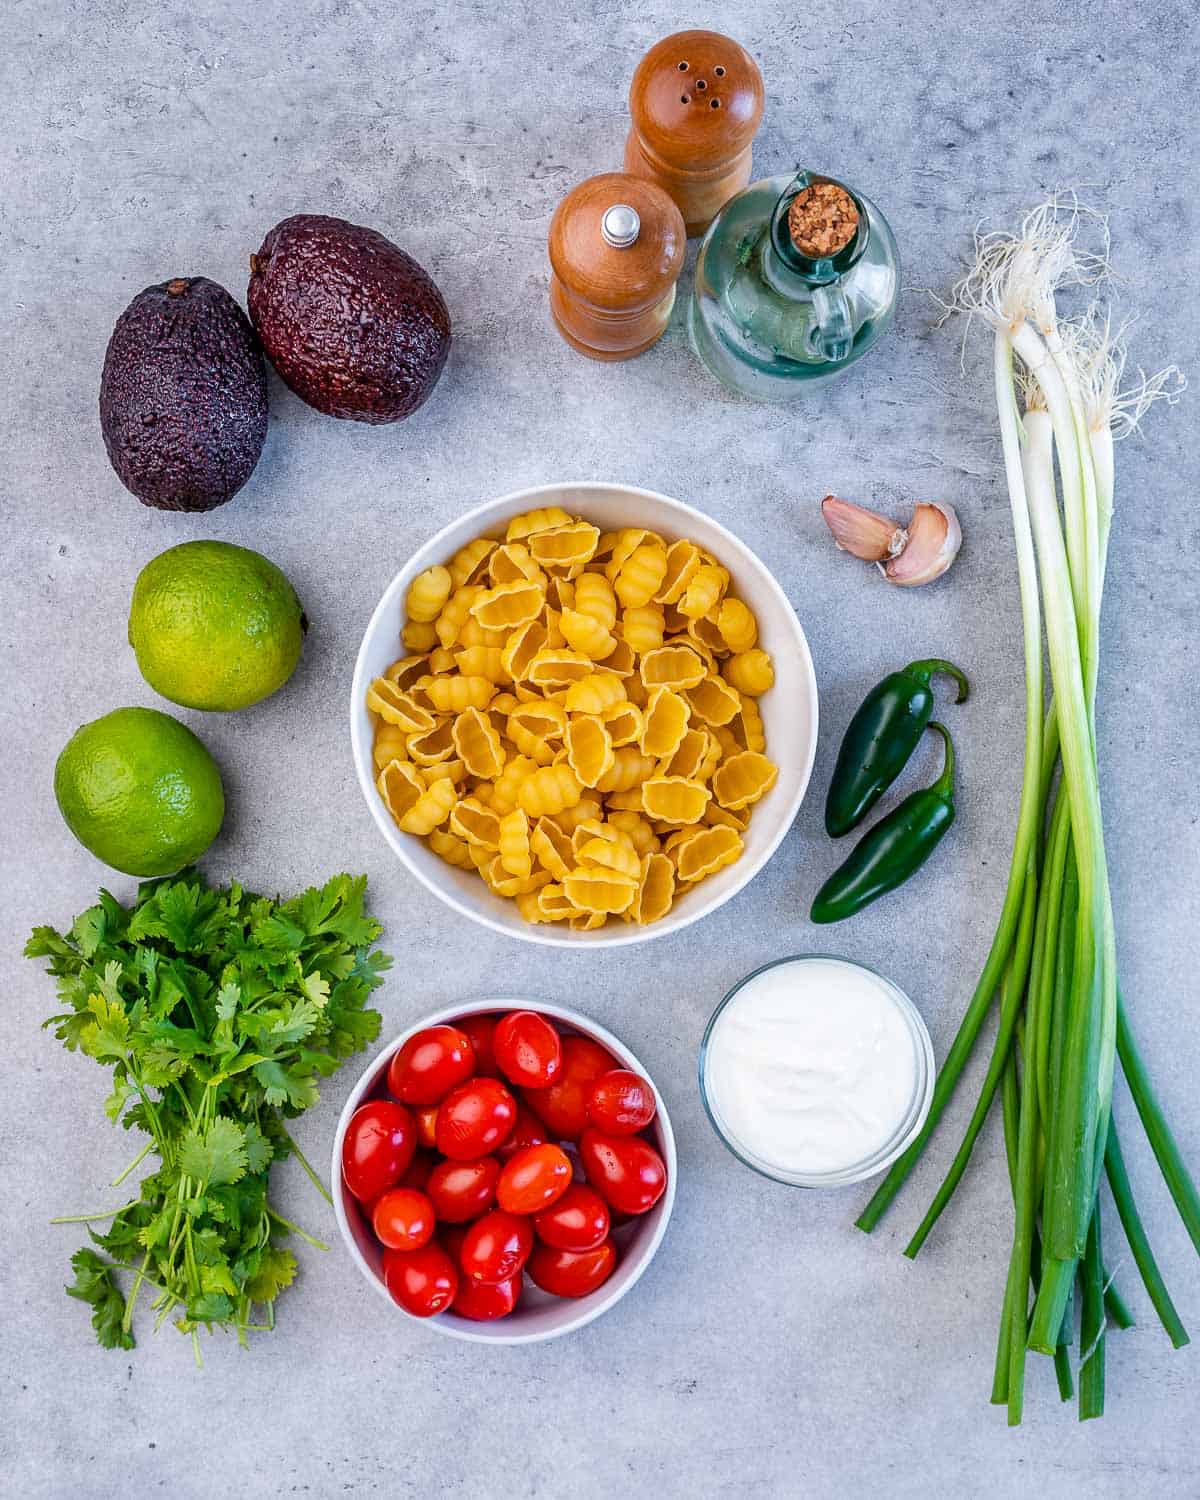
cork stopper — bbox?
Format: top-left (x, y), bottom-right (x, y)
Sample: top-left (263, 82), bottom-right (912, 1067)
top-left (787, 183), bottom-right (859, 259)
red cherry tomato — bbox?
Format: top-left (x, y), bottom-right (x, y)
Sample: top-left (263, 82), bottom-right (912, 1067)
top-left (382, 1244), bottom-right (458, 1317)
top-left (398, 1148), bottom-right (436, 1191)
top-left (458, 1014), bottom-right (501, 1077)
top-left (521, 1036), bottom-right (614, 1140)
top-left (579, 1128), bottom-right (667, 1216)
top-left (341, 1100), bottom-right (415, 1203)
top-left (435, 1077), bottom-right (517, 1160)
top-left (427, 1155), bottom-right (501, 1223)
top-left (494, 1010), bottom-right (563, 1089)
top-left (388, 1025), bottom-right (475, 1106)
top-left (533, 1182), bottom-right (611, 1251)
top-left (587, 1070), bottom-right (657, 1134)
top-left (372, 1188), bottom-right (436, 1251)
top-left (414, 1105), bottom-right (440, 1150)
top-left (460, 1210), bottom-right (534, 1284)
top-left (495, 1105), bottom-right (548, 1163)
top-left (451, 1272), bottom-right (521, 1322)
top-left (496, 1143), bottom-right (573, 1215)
top-left (527, 1239), bottom-right (617, 1298)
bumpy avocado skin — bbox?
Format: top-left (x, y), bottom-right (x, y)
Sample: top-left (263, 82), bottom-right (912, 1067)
top-left (247, 214), bottom-right (451, 423)
top-left (99, 277), bottom-right (269, 512)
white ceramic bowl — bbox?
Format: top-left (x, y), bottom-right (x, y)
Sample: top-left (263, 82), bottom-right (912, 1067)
top-left (331, 998), bottom-right (677, 1344)
top-left (351, 481), bottom-right (818, 946)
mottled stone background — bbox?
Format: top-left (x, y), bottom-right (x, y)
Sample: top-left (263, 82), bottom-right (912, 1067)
top-left (2, 1), bottom-right (1197, 1495)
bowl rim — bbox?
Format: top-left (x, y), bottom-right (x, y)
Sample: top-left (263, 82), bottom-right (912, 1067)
top-left (331, 996), bottom-right (678, 1344)
top-left (350, 479), bottom-right (819, 948)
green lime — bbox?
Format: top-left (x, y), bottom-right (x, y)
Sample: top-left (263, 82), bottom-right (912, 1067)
top-left (128, 540), bottom-right (307, 711)
top-left (54, 707), bottom-right (225, 876)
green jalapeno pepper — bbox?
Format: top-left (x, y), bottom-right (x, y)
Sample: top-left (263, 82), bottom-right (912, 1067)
top-left (811, 722), bottom-right (956, 924)
top-left (824, 657), bottom-right (968, 838)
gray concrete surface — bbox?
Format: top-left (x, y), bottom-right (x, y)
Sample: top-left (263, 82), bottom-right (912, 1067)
top-left (2, 1), bottom-right (1198, 1495)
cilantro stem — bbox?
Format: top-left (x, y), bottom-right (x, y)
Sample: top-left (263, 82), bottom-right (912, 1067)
top-left (281, 1127), bottom-right (333, 1207)
top-left (267, 1207), bottom-right (329, 1251)
top-left (123, 1250), bottom-right (151, 1334)
top-left (110, 1139), bottom-right (154, 1188)
top-left (51, 1207), bottom-right (135, 1224)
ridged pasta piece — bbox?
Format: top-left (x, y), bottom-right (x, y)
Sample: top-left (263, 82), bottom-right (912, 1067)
top-left (488, 541), bottom-right (546, 588)
top-left (596, 746), bottom-right (657, 794)
top-left (450, 795), bottom-right (502, 848)
top-left (565, 671), bottom-right (626, 715)
top-left (601, 699), bottom-right (644, 747)
top-left (603, 528), bottom-right (649, 581)
top-left (383, 654), bottom-right (430, 691)
top-left (560, 608), bottom-right (617, 661)
top-left (376, 759), bottom-right (424, 822)
top-left (406, 565), bottom-right (453, 623)
top-left (428, 826), bottom-right (476, 869)
top-left (604, 639), bottom-right (637, 677)
top-left (428, 647), bottom-right (457, 674)
top-left (550, 796), bottom-right (603, 832)
top-left (367, 679), bottom-right (436, 734)
top-left (687, 614), bottom-right (727, 657)
top-left (485, 857), bottom-right (552, 900)
top-left (563, 863), bottom-right (638, 915)
top-left (531, 817), bottom-right (574, 880)
top-left (453, 645), bottom-right (511, 684)
top-left (518, 763), bottom-right (583, 817)
top-left (614, 542), bottom-right (669, 609)
top-left (488, 754), bottom-right (541, 815)
top-left (606, 810), bottom-right (659, 855)
top-left (498, 808), bottom-right (533, 878)
top-left (449, 537), bottom-right (496, 589)
top-left (660, 726), bottom-right (707, 780)
top-left (401, 619), bottom-right (440, 653)
top-left (577, 834), bottom-right (640, 881)
top-left (639, 644), bottom-right (706, 691)
top-left (630, 852), bottom-right (675, 924)
top-left (506, 505), bottom-right (574, 541)
top-left (528, 520), bottom-right (600, 571)
top-left (452, 706), bottom-right (507, 779)
top-left (673, 824), bottom-right (743, 882)
top-left (457, 616), bottom-right (511, 649)
top-left (406, 719), bottom-right (457, 765)
top-left (472, 579), bottom-right (545, 630)
top-left (526, 648), bottom-right (595, 687)
top-left (501, 618), bottom-right (548, 681)
top-left (639, 686), bottom-right (691, 759)
top-left (685, 674), bottom-right (742, 726)
top-left (712, 751), bottom-right (779, 810)
top-left (678, 563), bottom-right (729, 620)
top-left (422, 758), bottom-right (467, 786)
top-left (641, 775), bottom-right (711, 825)
top-left (373, 721), bottom-right (409, 769)
top-left (516, 887), bottom-right (552, 923)
top-left (434, 585), bottom-right (481, 648)
top-left (716, 597), bottom-right (758, 653)
top-left (573, 571), bottom-right (617, 632)
top-left (565, 714), bottom-right (615, 789)
top-left (654, 539), bottom-right (702, 605)
top-left (723, 648), bottom-right (775, 697)
top-left (424, 674), bottom-right (496, 713)
top-left (621, 603), bottom-right (665, 656)
top-left (603, 788), bottom-right (648, 813)
top-left (397, 777), bottom-right (457, 835)
top-left (705, 801), bottom-right (751, 832)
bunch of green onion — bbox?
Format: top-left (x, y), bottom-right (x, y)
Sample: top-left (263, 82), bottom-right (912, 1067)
top-left (856, 200), bottom-right (1190, 1423)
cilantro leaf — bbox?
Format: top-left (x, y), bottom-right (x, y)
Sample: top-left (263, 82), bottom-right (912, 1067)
top-left (179, 1118), bottom-right (248, 1188)
top-left (67, 1250), bottom-right (134, 1350)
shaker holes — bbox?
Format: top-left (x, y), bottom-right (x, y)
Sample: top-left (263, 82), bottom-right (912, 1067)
top-left (696, 79), bottom-right (707, 91)
top-left (711, 99), bottom-right (721, 108)
top-left (681, 94), bottom-right (690, 104)
top-left (677, 60), bottom-right (689, 70)
top-left (714, 65), bottom-right (726, 76)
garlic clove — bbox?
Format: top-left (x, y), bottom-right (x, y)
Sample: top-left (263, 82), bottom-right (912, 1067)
top-left (821, 495), bottom-right (907, 562)
top-left (884, 501), bottom-right (962, 586)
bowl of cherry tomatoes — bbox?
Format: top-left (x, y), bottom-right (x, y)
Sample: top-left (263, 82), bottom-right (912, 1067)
top-left (332, 998), bottom-right (676, 1342)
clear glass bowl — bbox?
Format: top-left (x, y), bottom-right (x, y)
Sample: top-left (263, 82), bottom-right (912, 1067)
top-left (698, 954), bottom-right (935, 1188)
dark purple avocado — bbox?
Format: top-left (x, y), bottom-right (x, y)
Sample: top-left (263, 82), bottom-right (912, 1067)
top-left (247, 214), bottom-right (451, 423)
top-left (99, 277), bottom-right (268, 511)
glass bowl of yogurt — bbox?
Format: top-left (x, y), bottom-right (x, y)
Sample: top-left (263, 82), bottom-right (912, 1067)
top-left (699, 955), bottom-right (935, 1188)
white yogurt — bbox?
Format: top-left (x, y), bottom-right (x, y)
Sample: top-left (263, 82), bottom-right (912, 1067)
top-left (703, 957), bottom-right (926, 1180)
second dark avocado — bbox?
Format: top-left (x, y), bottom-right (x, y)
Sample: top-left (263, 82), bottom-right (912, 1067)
top-left (247, 214), bottom-right (451, 423)
top-left (99, 277), bottom-right (268, 512)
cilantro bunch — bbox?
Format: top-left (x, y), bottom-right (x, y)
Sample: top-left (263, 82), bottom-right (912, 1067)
top-left (25, 870), bottom-right (389, 1360)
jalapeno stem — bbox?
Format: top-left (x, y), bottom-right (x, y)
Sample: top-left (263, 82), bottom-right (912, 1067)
top-left (904, 658), bottom-right (970, 703)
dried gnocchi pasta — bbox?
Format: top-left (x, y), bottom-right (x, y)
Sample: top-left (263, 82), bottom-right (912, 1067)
top-left (368, 507), bottom-right (779, 928)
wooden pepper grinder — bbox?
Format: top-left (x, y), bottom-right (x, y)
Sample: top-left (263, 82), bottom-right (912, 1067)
top-left (624, 30), bottom-right (764, 238)
top-left (548, 172), bottom-right (686, 360)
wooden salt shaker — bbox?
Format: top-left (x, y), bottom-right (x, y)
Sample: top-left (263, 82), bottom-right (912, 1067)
top-left (624, 30), bottom-right (764, 238)
top-left (548, 172), bottom-right (686, 361)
